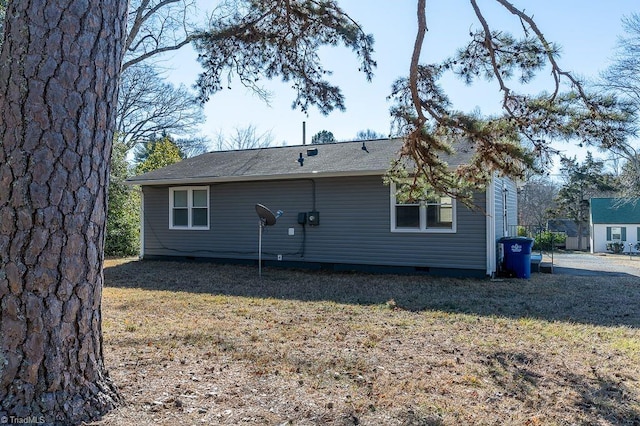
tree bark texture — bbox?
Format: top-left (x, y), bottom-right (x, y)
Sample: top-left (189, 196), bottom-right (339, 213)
top-left (0, 0), bottom-right (127, 423)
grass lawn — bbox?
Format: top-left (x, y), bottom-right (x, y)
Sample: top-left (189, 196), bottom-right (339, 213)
top-left (93, 258), bottom-right (640, 425)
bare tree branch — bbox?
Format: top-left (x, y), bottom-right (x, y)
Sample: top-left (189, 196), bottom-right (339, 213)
top-left (123, 37), bottom-right (194, 71)
top-left (409, 0), bottom-right (427, 126)
top-left (116, 63), bottom-right (206, 150)
top-left (598, 12), bottom-right (640, 198)
top-left (123, 0), bottom-right (202, 71)
top-left (214, 124), bottom-right (274, 151)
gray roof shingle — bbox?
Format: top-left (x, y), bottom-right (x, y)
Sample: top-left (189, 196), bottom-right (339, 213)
top-left (127, 138), bottom-right (475, 185)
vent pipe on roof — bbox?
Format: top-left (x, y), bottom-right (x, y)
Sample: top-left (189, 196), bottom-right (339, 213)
top-left (302, 121), bottom-right (306, 145)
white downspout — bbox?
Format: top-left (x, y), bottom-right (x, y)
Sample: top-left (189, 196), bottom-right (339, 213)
top-left (139, 187), bottom-right (145, 259)
top-left (486, 175), bottom-right (497, 276)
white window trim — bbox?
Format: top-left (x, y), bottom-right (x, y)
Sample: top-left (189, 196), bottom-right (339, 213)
top-left (169, 186), bottom-right (210, 230)
top-left (390, 182), bottom-right (457, 233)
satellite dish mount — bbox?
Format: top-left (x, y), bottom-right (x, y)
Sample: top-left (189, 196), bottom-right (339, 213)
top-left (255, 204), bottom-right (283, 277)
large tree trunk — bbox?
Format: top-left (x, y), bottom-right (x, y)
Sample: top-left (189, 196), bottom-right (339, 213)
top-left (0, 0), bottom-right (127, 423)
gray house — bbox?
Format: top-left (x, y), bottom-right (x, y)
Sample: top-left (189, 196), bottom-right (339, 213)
top-left (127, 138), bottom-right (517, 277)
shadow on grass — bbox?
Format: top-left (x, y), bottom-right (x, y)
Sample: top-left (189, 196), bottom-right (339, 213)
top-left (482, 349), bottom-right (640, 425)
top-left (104, 259), bottom-right (640, 328)
top-left (569, 370), bottom-right (640, 425)
top-left (552, 267), bottom-right (638, 277)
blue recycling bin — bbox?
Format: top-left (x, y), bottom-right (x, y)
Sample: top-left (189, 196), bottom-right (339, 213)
top-left (501, 237), bottom-right (535, 278)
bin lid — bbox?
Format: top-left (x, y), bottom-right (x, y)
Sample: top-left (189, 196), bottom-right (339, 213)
top-left (499, 237), bottom-right (534, 243)
top-left (500, 237), bottom-right (534, 254)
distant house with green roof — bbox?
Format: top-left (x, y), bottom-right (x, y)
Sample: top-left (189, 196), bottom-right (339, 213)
top-left (589, 198), bottom-right (640, 254)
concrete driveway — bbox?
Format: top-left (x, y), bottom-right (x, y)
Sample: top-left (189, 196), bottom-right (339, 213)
top-left (545, 252), bottom-right (640, 277)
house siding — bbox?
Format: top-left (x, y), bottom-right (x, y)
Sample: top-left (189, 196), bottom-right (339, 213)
top-left (489, 176), bottom-right (518, 273)
top-left (592, 224), bottom-right (639, 253)
top-left (506, 179), bottom-right (518, 235)
top-left (142, 176), bottom-right (488, 273)
top-left (494, 176), bottom-right (517, 239)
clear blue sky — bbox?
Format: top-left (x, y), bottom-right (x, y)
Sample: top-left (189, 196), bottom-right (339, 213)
top-left (166, 0), bottom-right (638, 161)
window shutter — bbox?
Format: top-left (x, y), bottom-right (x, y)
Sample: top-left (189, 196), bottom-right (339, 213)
top-left (606, 227), bottom-right (611, 240)
top-left (622, 227), bottom-right (627, 241)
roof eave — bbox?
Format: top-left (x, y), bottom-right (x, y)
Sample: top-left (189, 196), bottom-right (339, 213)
top-left (126, 169), bottom-right (388, 186)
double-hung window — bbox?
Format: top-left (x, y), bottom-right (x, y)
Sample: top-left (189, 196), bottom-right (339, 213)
top-left (610, 227), bottom-right (622, 241)
top-left (169, 186), bottom-right (209, 230)
top-left (391, 182), bottom-right (456, 233)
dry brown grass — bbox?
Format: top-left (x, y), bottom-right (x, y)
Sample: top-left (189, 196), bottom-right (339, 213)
top-left (91, 258), bottom-right (640, 425)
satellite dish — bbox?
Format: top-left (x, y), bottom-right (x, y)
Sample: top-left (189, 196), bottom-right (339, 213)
top-left (255, 204), bottom-right (283, 278)
top-left (255, 203), bottom-right (277, 226)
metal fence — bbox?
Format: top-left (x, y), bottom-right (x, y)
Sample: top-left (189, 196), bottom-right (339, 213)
top-left (507, 225), bottom-right (565, 271)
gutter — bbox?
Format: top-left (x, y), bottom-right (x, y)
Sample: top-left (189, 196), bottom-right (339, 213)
top-left (125, 169), bottom-right (389, 186)
top-left (138, 187), bottom-right (144, 259)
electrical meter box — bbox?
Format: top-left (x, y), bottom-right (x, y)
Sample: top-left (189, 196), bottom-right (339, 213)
top-left (308, 211), bottom-right (320, 226)
top-left (297, 212), bottom-right (307, 225)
